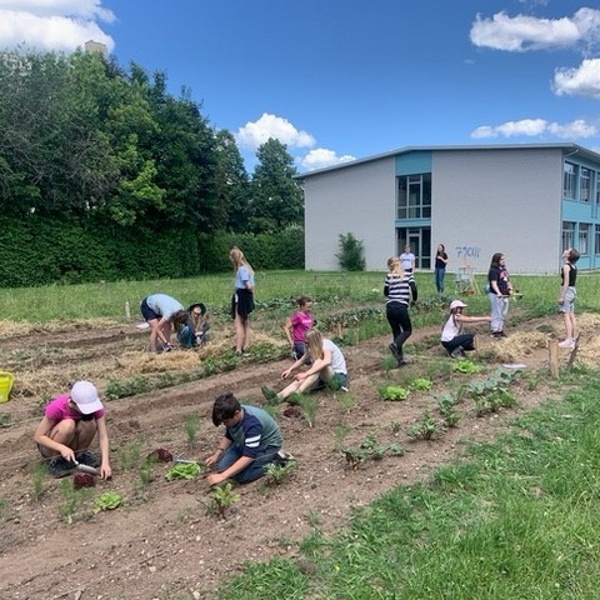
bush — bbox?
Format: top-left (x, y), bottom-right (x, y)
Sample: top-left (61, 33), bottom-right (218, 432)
top-left (336, 232), bottom-right (366, 271)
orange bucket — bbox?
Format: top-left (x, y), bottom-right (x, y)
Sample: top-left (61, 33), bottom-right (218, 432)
top-left (0, 371), bottom-right (14, 403)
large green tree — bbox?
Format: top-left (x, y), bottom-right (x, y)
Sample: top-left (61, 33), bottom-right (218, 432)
top-left (249, 138), bottom-right (303, 232)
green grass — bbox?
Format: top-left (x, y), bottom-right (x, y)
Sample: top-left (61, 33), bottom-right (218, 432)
top-left (218, 370), bottom-right (600, 599)
top-left (2, 269), bottom-right (599, 323)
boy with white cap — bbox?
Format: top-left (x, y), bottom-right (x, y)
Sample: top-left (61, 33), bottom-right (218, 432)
top-left (34, 380), bottom-right (112, 478)
top-left (441, 300), bottom-right (491, 359)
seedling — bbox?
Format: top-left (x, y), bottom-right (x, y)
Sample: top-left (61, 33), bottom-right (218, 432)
top-left (343, 434), bottom-right (405, 469)
top-left (184, 412), bottom-right (200, 448)
top-left (204, 482), bottom-right (241, 518)
top-left (0, 498), bottom-right (6, 521)
top-left (0, 414), bottom-right (11, 428)
top-left (337, 392), bottom-right (355, 412)
top-left (165, 462), bottom-right (203, 481)
top-left (379, 385), bottom-right (410, 402)
top-left (58, 479), bottom-right (92, 524)
top-left (406, 412), bottom-right (443, 441)
top-left (117, 438), bottom-right (143, 471)
top-left (390, 420), bottom-right (402, 434)
top-left (297, 395), bottom-right (318, 428)
top-left (264, 461), bottom-right (297, 485)
top-left (343, 448), bottom-right (368, 470)
top-left (94, 491), bottom-right (123, 513)
top-left (334, 424), bottom-right (351, 450)
top-left (30, 463), bottom-right (46, 502)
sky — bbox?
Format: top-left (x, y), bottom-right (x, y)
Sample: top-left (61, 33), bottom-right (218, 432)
top-left (2, 0), bottom-right (600, 173)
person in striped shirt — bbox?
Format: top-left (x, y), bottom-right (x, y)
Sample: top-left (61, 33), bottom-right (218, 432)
top-left (384, 256), bottom-right (417, 366)
top-left (205, 393), bottom-right (283, 485)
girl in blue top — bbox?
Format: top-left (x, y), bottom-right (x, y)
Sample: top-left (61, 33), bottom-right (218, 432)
top-left (230, 247), bottom-right (255, 354)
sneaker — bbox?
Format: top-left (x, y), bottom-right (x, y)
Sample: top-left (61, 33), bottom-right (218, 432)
top-left (558, 339), bottom-right (575, 349)
top-left (490, 331), bottom-right (504, 339)
top-left (450, 345), bottom-right (465, 359)
top-left (76, 451), bottom-right (100, 468)
top-left (48, 457), bottom-right (76, 478)
top-left (273, 450), bottom-right (296, 466)
top-left (261, 385), bottom-right (280, 405)
top-left (388, 343), bottom-right (404, 364)
top-left (340, 386), bottom-right (349, 393)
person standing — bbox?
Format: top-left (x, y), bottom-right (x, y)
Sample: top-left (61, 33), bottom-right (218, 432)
top-left (230, 247), bottom-right (255, 354)
top-left (440, 300), bottom-right (491, 359)
top-left (558, 248), bottom-right (580, 349)
top-left (400, 244), bottom-right (416, 274)
top-left (140, 293), bottom-right (185, 352)
top-left (283, 296), bottom-right (315, 360)
top-left (487, 252), bottom-right (512, 338)
top-left (434, 243), bottom-right (449, 294)
top-left (384, 256), bottom-right (417, 366)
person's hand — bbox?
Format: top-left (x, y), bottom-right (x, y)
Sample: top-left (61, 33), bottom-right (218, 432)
top-left (60, 445), bottom-right (76, 463)
top-left (205, 453), bottom-right (219, 468)
top-left (295, 372), bottom-right (308, 382)
top-left (207, 472), bottom-right (226, 486)
top-left (100, 463), bottom-right (112, 480)
top-left (281, 368), bottom-right (292, 379)
top-left (558, 296), bottom-right (564, 304)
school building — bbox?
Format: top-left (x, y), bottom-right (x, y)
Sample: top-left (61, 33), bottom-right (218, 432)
top-left (299, 143), bottom-right (600, 274)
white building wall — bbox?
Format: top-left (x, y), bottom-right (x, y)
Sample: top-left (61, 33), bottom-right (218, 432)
top-left (304, 157), bottom-right (396, 270)
top-left (431, 148), bottom-right (563, 274)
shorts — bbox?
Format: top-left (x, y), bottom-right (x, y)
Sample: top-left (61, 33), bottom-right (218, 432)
top-left (559, 287), bottom-right (576, 314)
top-left (140, 297), bottom-right (160, 322)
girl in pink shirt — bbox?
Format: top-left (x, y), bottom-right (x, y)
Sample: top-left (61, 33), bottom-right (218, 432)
top-left (283, 296), bottom-right (314, 359)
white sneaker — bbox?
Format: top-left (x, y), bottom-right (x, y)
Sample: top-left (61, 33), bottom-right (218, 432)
top-left (558, 339), bottom-right (575, 349)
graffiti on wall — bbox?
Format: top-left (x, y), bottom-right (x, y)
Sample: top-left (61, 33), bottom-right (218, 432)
top-left (455, 245), bottom-right (481, 259)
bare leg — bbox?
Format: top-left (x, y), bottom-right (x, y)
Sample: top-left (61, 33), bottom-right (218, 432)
top-left (147, 318), bottom-right (161, 352)
top-left (242, 319), bottom-right (251, 351)
top-left (234, 314), bottom-right (246, 352)
top-left (73, 420), bottom-right (98, 453)
top-left (563, 312), bottom-right (573, 340)
top-left (38, 420), bottom-right (78, 457)
top-left (279, 371), bottom-right (323, 399)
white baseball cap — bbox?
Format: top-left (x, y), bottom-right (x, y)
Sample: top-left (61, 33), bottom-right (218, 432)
top-left (70, 380), bottom-right (103, 414)
top-left (450, 300), bottom-right (468, 310)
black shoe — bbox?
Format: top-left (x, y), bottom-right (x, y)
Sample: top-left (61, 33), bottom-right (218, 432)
top-left (77, 451), bottom-right (100, 468)
top-left (48, 457), bottom-right (76, 478)
top-left (388, 343), bottom-right (404, 363)
top-left (450, 346), bottom-right (465, 360)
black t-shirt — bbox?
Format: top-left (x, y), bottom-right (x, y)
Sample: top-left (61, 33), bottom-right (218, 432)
top-left (435, 252), bottom-right (448, 269)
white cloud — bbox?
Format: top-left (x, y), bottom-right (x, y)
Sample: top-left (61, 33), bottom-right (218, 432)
top-left (554, 58), bottom-right (600, 98)
top-left (235, 113), bottom-right (316, 150)
top-left (471, 118), bottom-right (597, 139)
top-left (298, 148), bottom-right (356, 171)
top-left (0, 1), bottom-right (115, 53)
top-left (469, 9), bottom-right (600, 52)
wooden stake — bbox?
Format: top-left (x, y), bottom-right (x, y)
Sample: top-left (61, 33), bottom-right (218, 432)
top-left (548, 339), bottom-right (559, 378)
top-left (125, 301), bottom-right (131, 321)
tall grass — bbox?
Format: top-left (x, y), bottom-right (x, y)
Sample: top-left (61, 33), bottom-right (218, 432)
top-left (219, 370), bottom-right (600, 599)
top-left (2, 270), bottom-right (599, 323)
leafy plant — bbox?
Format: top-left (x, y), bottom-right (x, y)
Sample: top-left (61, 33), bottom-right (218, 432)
top-left (165, 462), bottom-right (203, 481)
top-left (453, 360), bottom-right (481, 374)
top-left (390, 420), bottom-right (402, 434)
top-left (204, 482), bottom-right (241, 518)
top-left (94, 492), bottom-right (123, 513)
top-left (265, 461), bottom-right (297, 485)
top-left (407, 412), bottom-right (443, 441)
top-left (379, 385), bottom-right (410, 402)
top-left (410, 378), bottom-right (433, 391)
top-left (344, 434), bottom-right (405, 469)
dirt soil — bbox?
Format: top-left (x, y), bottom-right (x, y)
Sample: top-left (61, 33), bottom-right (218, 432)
top-left (1, 310), bottom-right (599, 600)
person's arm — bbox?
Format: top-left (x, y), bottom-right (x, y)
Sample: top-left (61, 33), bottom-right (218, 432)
top-left (34, 416), bottom-right (76, 462)
top-left (205, 436), bottom-right (233, 468)
top-left (559, 265), bottom-right (570, 302)
top-left (151, 317), bottom-right (171, 346)
top-left (409, 279), bottom-right (418, 303)
top-left (96, 416), bottom-right (111, 479)
top-left (283, 317), bottom-right (294, 347)
top-left (207, 455), bottom-right (254, 486)
top-left (383, 274), bottom-right (390, 297)
top-left (411, 255), bottom-right (416, 271)
top-left (441, 253), bottom-right (448, 265)
top-left (295, 347), bottom-right (332, 381)
top-left (282, 352), bottom-right (309, 378)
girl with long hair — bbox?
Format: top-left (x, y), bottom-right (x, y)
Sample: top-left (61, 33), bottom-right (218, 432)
top-left (487, 252), bottom-right (512, 338)
top-left (230, 247), bottom-right (255, 354)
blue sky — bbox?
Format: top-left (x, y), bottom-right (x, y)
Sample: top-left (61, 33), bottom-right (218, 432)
top-left (2, 0), bottom-right (600, 172)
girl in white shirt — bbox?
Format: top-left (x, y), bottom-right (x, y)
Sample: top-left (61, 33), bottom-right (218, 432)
top-left (441, 300), bottom-right (491, 359)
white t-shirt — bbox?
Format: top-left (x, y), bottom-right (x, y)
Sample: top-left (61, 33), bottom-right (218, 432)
top-left (441, 314), bottom-right (461, 342)
top-left (323, 339), bottom-right (347, 374)
top-left (400, 252), bottom-right (415, 271)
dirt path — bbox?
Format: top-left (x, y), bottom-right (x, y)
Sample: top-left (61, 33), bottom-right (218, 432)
top-left (0, 313), bottom-right (596, 600)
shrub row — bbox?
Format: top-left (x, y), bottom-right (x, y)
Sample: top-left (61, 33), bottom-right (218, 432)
top-left (0, 216), bottom-right (304, 287)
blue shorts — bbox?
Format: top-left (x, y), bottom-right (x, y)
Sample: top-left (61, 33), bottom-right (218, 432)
top-left (140, 297), bottom-right (160, 322)
top-left (559, 287), bottom-right (576, 314)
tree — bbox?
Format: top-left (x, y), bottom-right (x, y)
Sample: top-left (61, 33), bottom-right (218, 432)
top-left (249, 138), bottom-right (303, 232)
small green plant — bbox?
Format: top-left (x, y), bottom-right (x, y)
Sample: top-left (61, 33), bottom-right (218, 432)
top-left (453, 359), bottom-right (482, 374)
top-left (334, 424), bottom-right (351, 450)
top-left (117, 438), bottom-right (143, 471)
top-left (58, 479), bottom-right (92, 524)
top-left (337, 392), bottom-right (355, 412)
top-left (94, 491), bottom-right (123, 513)
top-left (0, 413), bottom-right (12, 428)
top-left (0, 497), bottom-right (7, 521)
top-left (265, 461), bottom-right (297, 485)
top-left (204, 482), bottom-right (241, 518)
top-left (184, 412), bottom-right (200, 448)
top-left (165, 462), bottom-right (203, 481)
top-left (297, 395), bottom-right (318, 428)
top-left (30, 463), bottom-right (46, 502)
top-left (410, 378), bottom-right (433, 391)
top-left (390, 420), bottom-right (402, 434)
top-left (306, 509), bottom-right (322, 528)
top-left (407, 412), bottom-right (443, 441)
top-left (379, 385), bottom-right (410, 401)
top-left (343, 434), bottom-right (405, 469)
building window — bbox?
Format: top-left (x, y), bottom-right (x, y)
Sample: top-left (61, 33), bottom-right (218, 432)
top-left (562, 221), bottom-right (575, 251)
top-left (595, 225), bottom-right (600, 254)
top-left (581, 168), bottom-right (591, 203)
top-left (563, 162), bottom-right (576, 199)
top-left (579, 223), bottom-right (590, 254)
top-left (397, 173), bottom-right (431, 219)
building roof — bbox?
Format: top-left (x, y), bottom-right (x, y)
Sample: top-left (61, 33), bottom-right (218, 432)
top-left (296, 142), bottom-right (600, 179)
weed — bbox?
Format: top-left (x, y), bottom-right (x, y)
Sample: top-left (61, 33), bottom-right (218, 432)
top-left (0, 497), bottom-right (6, 521)
top-left (306, 509), bottom-right (322, 528)
top-left (406, 412), bottom-right (443, 441)
top-left (382, 355), bottom-right (397, 376)
top-left (204, 482), bottom-right (241, 518)
top-left (184, 412), bottom-right (200, 448)
top-left (30, 463), bottom-right (46, 502)
top-left (390, 420), bottom-right (402, 434)
top-left (265, 461), bottom-right (297, 485)
top-left (0, 413), bottom-right (11, 428)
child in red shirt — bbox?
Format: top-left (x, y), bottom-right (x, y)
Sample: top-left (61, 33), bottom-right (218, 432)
top-left (283, 296), bottom-right (314, 360)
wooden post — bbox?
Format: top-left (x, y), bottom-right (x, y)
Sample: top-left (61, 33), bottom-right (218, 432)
top-left (548, 339), bottom-right (559, 378)
top-left (125, 301), bottom-right (131, 321)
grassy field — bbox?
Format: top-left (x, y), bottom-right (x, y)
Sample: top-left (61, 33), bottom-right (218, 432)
top-left (1, 269), bottom-right (600, 323)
